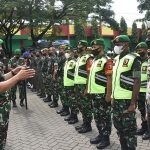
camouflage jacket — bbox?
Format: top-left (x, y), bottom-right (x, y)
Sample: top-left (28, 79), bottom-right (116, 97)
top-left (41, 56), bottom-right (50, 72)
top-left (8, 56), bottom-right (24, 68)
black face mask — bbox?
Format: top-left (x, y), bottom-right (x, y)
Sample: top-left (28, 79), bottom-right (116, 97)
top-left (43, 53), bottom-right (46, 56)
top-left (58, 52), bottom-right (63, 57)
top-left (138, 52), bottom-right (145, 57)
top-left (77, 47), bottom-right (84, 53)
top-left (24, 57), bottom-right (28, 59)
top-left (49, 53), bottom-right (52, 56)
top-left (36, 54), bottom-right (39, 57)
top-left (74, 55), bottom-right (78, 59)
top-left (107, 54), bottom-right (112, 58)
top-left (31, 55), bottom-right (33, 57)
top-left (92, 48), bottom-right (100, 56)
top-left (148, 52), bottom-right (150, 56)
top-left (16, 56), bottom-right (20, 59)
top-left (0, 54), bottom-right (3, 58)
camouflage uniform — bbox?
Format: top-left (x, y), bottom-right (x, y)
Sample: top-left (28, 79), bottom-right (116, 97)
top-left (41, 56), bottom-right (49, 95)
top-left (112, 52), bottom-right (141, 149)
top-left (8, 57), bottom-right (25, 102)
top-left (0, 62), bottom-right (11, 150)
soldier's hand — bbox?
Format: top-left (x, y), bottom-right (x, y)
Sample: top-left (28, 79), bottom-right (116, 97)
top-left (13, 66), bottom-right (23, 75)
top-left (16, 69), bottom-right (35, 80)
top-left (52, 76), bottom-right (56, 81)
top-left (128, 104), bottom-right (136, 113)
top-left (105, 95), bottom-right (112, 103)
top-left (84, 89), bottom-right (88, 95)
top-left (145, 113), bottom-right (148, 120)
top-left (74, 88), bottom-right (76, 92)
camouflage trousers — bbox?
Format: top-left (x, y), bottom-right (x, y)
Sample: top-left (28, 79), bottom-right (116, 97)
top-left (65, 87), bottom-right (79, 114)
top-left (57, 76), bottom-right (66, 106)
top-left (51, 77), bottom-right (59, 101)
top-left (137, 92), bottom-right (146, 122)
top-left (45, 74), bottom-right (53, 96)
top-left (42, 72), bottom-right (49, 95)
top-left (0, 98), bottom-right (11, 150)
top-left (112, 99), bottom-right (137, 148)
top-left (92, 94), bottom-right (111, 136)
top-left (11, 81), bottom-right (25, 102)
top-left (75, 84), bottom-right (93, 123)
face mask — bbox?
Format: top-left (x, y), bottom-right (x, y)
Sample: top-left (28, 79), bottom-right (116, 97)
top-left (58, 52), bottom-right (63, 57)
top-left (114, 46), bottom-right (123, 54)
top-left (43, 53), bottom-right (46, 56)
top-left (77, 47), bottom-right (84, 53)
top-left (74, 55), bottom-right (78, 59)
top-left (92, 48), bottom-right (100, 56)
top-left (107, 54), bottom-right (112, 57)
top-left (16, 56), bottom-right (20, 59)
top-left (148, 52), bottom-right (150, 56)
top-left (24, 57), bottom-right (28, 59)
top-left (65, 53), bottom-right (70, 59)
top-left (0, 54), bottom-right (3, 58)
top-left (36, 54), bottom-right (39, 57)
top-left (31, 55), bottom-right (33, 57)
top-left (49, 53), bottom-right (52, 56)
top-left (138, 52), bottom-right (145, 57)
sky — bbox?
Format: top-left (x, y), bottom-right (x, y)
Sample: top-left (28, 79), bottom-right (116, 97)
top-left (112, 0), bottom-right (145, 28)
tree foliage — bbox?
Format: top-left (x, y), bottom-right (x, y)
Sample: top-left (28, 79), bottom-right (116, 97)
top-left (120, 17), bottom-right (128, 35)
top-left (91, 20), bottom-right (100, 39)
top-left (131, 21), bottom-right (139, 43)
top-left (141, 22), bottom-right (147, 42)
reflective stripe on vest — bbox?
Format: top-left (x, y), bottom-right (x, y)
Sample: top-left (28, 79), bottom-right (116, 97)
top-left (64, 59), bottom-right (76, 86)
top-left (88, 56), bottom-right (107, 94)
top-left (74, 54), bottom-right (90, 84)
top-left (112, 53), bottom-right (136, 99)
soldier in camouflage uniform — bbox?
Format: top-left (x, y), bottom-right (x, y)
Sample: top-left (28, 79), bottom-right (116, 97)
top-left (87, 39), bottom-right (113, 149)
top-left (47, 47), bottom-right (58, 108)
top-left (112, 35), bottom-right (141, 150)
top-left (55, 45), bottom-right (69, 115)
top-left (8, 49), bottom-right (25, 107)
top-left (74, 40), bottom-right (94, 133)
top-left (41, 48), bottom-right (51, 102)
top-left (63, 46), bottom-right (79, 124)
top-left (135, 42), bottom-right (149, 140)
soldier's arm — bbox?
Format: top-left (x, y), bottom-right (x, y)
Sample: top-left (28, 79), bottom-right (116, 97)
top-left (104, 59), bottom-right (113, 102)
top-left (130, 57), bottom-right (141, 108)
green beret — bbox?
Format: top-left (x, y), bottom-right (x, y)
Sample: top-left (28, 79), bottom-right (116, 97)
top-left (14, 49), bottom-right (21, 55)
top-left (91, 38), bottom-right (105, 46)
top-left (112, 35), bottom-right (130, 44)
top-left (78, 40), bottom-right (88, 47)
top-left (135, 42), bottom-right (148, 50)
top-left (65, 46), bottom-right (73, 51)
top-left (0, 39), bottom-right (3, 45)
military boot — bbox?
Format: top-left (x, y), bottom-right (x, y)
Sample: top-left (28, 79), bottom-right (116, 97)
top-left (57, 107), bottom-right (65, 114)
top-left (90, 134), bottom-right (102, 144)
top-left (136, 121), bottom-right (147, 135)
top-left (50, 99), bottom-right (58, 108)
top-left (43, 95), bottom-right (52, 102)
top-left (20, 99), bottom-right (24, 107)
top-left (37, 93), bottom-right (42, 96)
top-left (142, 128), bottom-right (150, 140)
top-left (78, 122), bottom-right (92, 133)
top-left (64, 114), bottom-right (73, 121)
top-left (128, 147), bottom-right (136, 150)
top-left (13, 101), bottom-right (17, 107)
top-left (40, 94), bottom-right (46, 98)
top-left (68, 114), bottom-right (78, 124)
top-left (96, 136), bottom-right (110, 149)
top-left (75, 123), bottom-right (85, 130)
top-left (60, 106), bottom-right (70, 116)
top-left (119, 137), bottom-right (128, 150)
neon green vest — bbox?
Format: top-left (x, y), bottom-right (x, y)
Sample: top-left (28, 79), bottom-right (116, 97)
top-left (74, 54), bottom-right (90, 84)
top-left (140, 60), bottom-right (148, 92)
top-left (112, 53), bottom-right (136, 99)
top-left (88, 56), bottom-right (108, 94)
top-left (64, 59), bottom-right (76, 86)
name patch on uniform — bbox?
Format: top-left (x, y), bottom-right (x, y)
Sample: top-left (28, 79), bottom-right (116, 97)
top-left (97, 61), bottom-right (102, 67)
top-left (82, 57), bottom-right (86, 62)
top-left (69, 62), bottom-right (73, 67)
top-left (122, 59), bottom-right (129, 67)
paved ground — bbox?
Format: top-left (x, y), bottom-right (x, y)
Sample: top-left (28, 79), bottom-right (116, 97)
top-left (4, 89), bottom-right (150, 150)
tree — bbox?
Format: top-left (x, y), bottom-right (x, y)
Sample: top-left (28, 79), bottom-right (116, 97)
top-left (141, 22), bottom-right (147, 42)
top-left (74, 19), bottom-right (87, 42)
top-left (120, 17), bottom-right (128, 35)
top-left (91, 20), bottom-right (101, 39)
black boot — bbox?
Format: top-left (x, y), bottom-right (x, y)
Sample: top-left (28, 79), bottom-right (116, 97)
top-left (96, 136), bottom-right (110, 149)
top-left (128, 147), bottom-right (136, 150)
top-left (68, 114), bottom-right (78, 124)
top-left (20, 99), bottom-right (24, 107)
top-left (60, 106), bottom-right (70, 116)
top-left (64, 114), bottom-right (73, 121)
top-left (40, 94), bottom-right (46, 98)
top-left (37, 93), bottom-right (42, 96)
top-left (142, 127), bottom-right (150, 140)
top-left (120, 137), bottom-right (128, 150)
top-left (50, 100), bottom-right (58, 108)
top-left (57, 107), bottom-right (65, 114)
top-left (44, 95), bottom-right (52, 102)
top-left (136, 121), bottom-right (147, 135)
top-left (78, 122), bottom-right (92, 133)
top-left (75, 123), bottom-right (85, 130)
top-left (13, 101), bottom-right (17, 107)
top-left (90, 134), bottom-right (102, 144)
